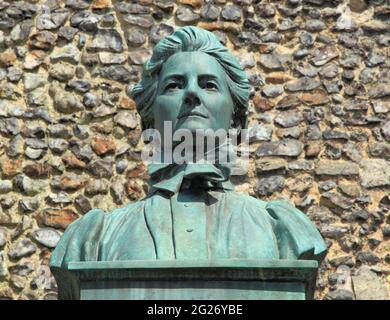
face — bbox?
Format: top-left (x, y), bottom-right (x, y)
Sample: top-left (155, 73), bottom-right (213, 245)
top-left (152, 51), bottom-right (234, 142)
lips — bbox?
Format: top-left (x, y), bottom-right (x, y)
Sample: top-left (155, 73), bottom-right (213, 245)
top-left (178, 110), bottom-right (208, 119)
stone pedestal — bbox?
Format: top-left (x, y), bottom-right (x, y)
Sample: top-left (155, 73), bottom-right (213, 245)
top-left (51, 259), bottom-right (319, 300)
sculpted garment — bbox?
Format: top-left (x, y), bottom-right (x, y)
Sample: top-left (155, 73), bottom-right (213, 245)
top-left (50, 161), bottom-right (327, 269)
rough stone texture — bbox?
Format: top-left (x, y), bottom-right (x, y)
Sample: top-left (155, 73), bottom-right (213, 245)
top-left (352, 266), bottom-right (389, 300)
top-left (0, 0), bottom-right (388, 301)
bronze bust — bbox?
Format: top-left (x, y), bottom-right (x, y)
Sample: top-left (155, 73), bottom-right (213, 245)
top-left (50, 26), bottom-right (326, 268)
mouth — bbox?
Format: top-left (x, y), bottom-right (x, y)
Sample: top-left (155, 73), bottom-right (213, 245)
top-left (178, 111), bottom-right (208, 119)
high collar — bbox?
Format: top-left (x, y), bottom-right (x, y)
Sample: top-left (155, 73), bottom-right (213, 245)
top-left (147, 140), bottom-right (236, 196)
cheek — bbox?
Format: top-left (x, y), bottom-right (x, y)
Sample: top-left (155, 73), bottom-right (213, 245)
top-left (203, 94), bottom-right (234, 122)
top-left (153, 95), bottom-right (182, 120)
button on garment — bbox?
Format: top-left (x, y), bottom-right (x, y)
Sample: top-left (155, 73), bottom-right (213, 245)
top-left (171, 189), bottom-right (208, 259)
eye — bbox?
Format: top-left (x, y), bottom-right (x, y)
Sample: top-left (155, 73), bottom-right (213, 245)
top-left (205, 82), bottom-right (218, 90)
top-left (200, 79), bottom-right (218, 91)
top-left (164, 82), bottom-right (182, 92)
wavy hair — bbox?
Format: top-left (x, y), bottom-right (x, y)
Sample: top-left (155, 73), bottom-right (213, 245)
top-left (131, 26), bottom-right (250, 131)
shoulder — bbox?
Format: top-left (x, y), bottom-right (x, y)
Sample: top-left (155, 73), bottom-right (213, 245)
top-left (224, 190), bottom-right (268, 210)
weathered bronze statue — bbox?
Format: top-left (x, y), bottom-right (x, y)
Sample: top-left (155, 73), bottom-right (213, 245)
top-left (50, 27), bottom-right (326, 268)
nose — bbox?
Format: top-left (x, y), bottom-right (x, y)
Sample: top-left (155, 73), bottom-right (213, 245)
top-left (183, 80), bottom-right (201, 107)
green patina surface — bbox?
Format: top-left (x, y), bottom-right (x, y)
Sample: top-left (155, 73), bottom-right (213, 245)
top-left (50, 26), bottom-right (327, 300)
top-left (53, 260), bottom-right (317, 300)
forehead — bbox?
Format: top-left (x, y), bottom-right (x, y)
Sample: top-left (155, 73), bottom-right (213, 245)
top-left (159, 51), bottom-right (226, 80)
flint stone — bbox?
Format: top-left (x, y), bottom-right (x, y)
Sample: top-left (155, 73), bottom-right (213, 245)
top-left (254, 175), bottom-right (285, 196)
top-left (256, 139), bottom-right (303, 157)
top-left (258, 54), bottom-right (283, 71)
top-left (260, 32), bottom-right (282, 43)
top-left (315, 161), bottom-right (359, 176)
top-left (47, 124), bottom-right (70, 139)
top-left (128, 48), bottom-right (150, 65)
top-left (369, 143), bottom-right (390, 160)
top-left (32, 228), bottom-right (61, 248)
top-left (319, 225), bottom-right (349, 239)
top-left (311, 46), bottom-right (339, 66)
top-left (372, 101), bottom-right (389, 114)
top-left (321, 192), bottom-right (354, 212)
top-left (85, 179), bottom-right (110, 195)
top-left (176, 6), bottom-right (200, 23)
top-left (74, 194), bottom-right (92, 214)
top-left (0, 118), bottom-right (20, 135)
top-left (66, 0), bottom-right (90, 10)
top-left (369, 84), bottom-right (390, 99)
top-left (366, 52), bottom-right (385, 67)
top-left (325, 289), bottom-right (354, 300)
top-left (256, 158), bottom-right (286, 173)
top-left (49, 62), bottom-right (75, 82)
top-left (238, 54), bottom-right (255, 70)
top-left (262, 85), bottom-right (284, 98)
top-left (323, 130), bottom-right (349, 140)
top-left (340, 54), bottom-right (360, 69)
top-left (8, 239), bottom-right (36, 260)
top-left (13, 175), bottom-right (48, 196)
top-left (295, 62), bottom-right (318, 78)
top-left (53, 90), bottom-right (84, 113)
top-left (25, 138), bottom-right (47, 149)
top-left (126, 28), bottom-right (146, 46)
top-left (88, 29), bottom-right (123, 53)
top-left (51, 43), bottom-right (80, 64)
top-left (0, 180), bottom-right (12, 194)
top-left (70, 10), bottom-right (100, 32)
top-left (7, 66), bottom-right (23, 82)
top-left (382, 121), bottom-right (390, 142)
top-left (248, 124), bottom-right (273, 142)
top-left (305, 19), bottom-right (326, 32)
top-left (114, 2), bottom-right (150, 14)
top-left (123, 14), bottom-right (154, 28)
top-left (149, 24), bottom-right (175, 44)
top-left (300, 31), bottom-right (314, 47)
top-left (83, 92), bottom-right (100, 108)
top-left (31, 265), bottom-right (57, 291)
top-left (0, 227), bottom-right (6, 247)
top-left (87, 159), bottom-right (113, 178)
top-left (23, 73), bottom-right (47, 92)
top-left (274, 111), bottom-right (303, 128)
top-left (7, 135), bottom-right (24, 157)
top-left (66, 80), bottom-right (91, 93)
top-left (19, 197), bottom-right (40, 213)
top-left (360, 160), bottom-right (390, 188)
top-left (36, 10), bottom-right (69, 30)
top-left (353, 266), bottom-right (389, 300)
top-left (342, 142), bottom-right (362, 163)
top-left (58, 26), bottom-right (78, 40)
top-left (221, 5), bottom-right (241, 21)
top-left (27, 87), bottom-right (47, 107)
top-left (99, 52), bottom-right (127, 65)
top-left (70, 142), bottom-right (94, 162)
top-left (47, 192), bottom-right (72, 205)
top-left (114, 111), bottom-right (139, 129)
top-left (25, 147), bottom-right (45, 159)
top-left (97, 65), bottom-right (137, 83)
top-left (276, 94), bottom-right (301, 110)
top-left (278, 19), bottom-right (298, 31)
top-left (48, 139), bottom-right (69, 154)
top-left (9, 262), bottom-right (34, 276)
top-left (200, 3), bottom-right (220, 21)
top-left (285, 77), bottom-right (321, 92)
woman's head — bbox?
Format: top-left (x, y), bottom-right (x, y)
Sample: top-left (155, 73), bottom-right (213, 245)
top-left (131, 26), bottom-right (250, 134)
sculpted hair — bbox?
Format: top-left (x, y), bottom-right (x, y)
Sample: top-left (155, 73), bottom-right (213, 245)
top-left (131, 26), bottom-right (250, 131)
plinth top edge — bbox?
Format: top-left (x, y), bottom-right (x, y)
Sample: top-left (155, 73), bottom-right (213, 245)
top-left (68, 259), bottom-right (318, 271)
